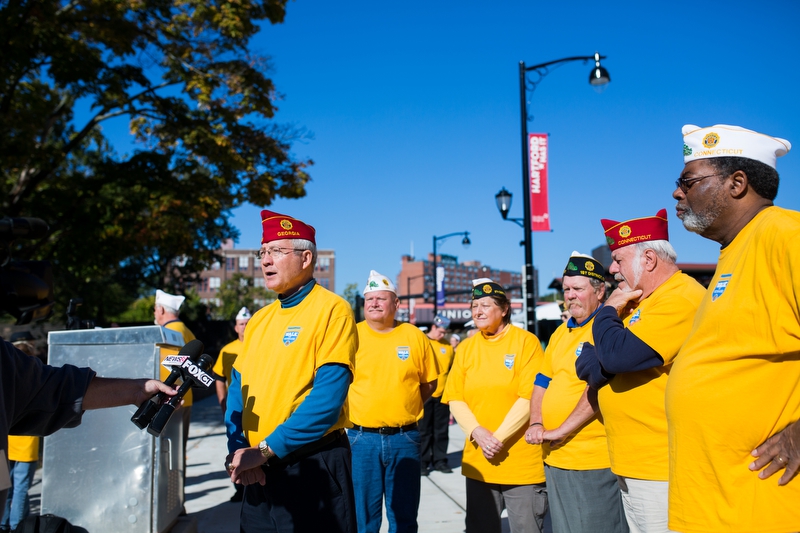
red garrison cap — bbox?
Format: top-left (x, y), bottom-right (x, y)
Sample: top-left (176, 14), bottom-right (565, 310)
top-left (260, 210), bottom-right (316, 245)
top-left (601, 209), bottom-right (669, 251)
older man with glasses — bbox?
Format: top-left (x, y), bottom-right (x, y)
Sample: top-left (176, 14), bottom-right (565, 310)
top-left (225, 210), bottom-right (358, 533)
top-left (666, 124), bottom-right (800, 533)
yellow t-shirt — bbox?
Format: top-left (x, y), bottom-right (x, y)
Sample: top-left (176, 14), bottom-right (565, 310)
top-left (428, 337), bottom-right (455, 398)
top-left (162, 320), bottom-right (197, 407)
top-left (540, 318), bottom-right (610, 470)
top-left (349, 322), bottom-right (438, 427)
top-left (235, 284), bottom-right (357, 446)
top-left (442, 324), bottom-right (546, 485)
top-left (666, 207), bottom-right (800, 533)
top-left (597, 271), bottom-right (705, 480)
top-left (212, 338), bottom-right (242, 388)
top-left (8, 436), bottom-right (38, 462)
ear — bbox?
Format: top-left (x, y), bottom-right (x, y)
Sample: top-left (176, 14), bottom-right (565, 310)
top-left (728, 170), bottom-right (748, 198)
top-left (300, 249), bottom-right (314, 270)
top-left (642, 248), bottom-right (659, 272)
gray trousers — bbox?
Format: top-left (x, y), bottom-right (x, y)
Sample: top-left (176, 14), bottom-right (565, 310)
top-left (545, 464), bottom-right (628, 533)
top-left (465, 477), bottom-right (547, 533)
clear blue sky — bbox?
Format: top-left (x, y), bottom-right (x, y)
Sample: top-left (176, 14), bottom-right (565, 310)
top-left (201, 1), bottom-right (800, 294)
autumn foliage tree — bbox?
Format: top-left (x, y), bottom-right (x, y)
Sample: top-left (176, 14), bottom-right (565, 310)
top-left (0, 0), bottom-right (311, 321)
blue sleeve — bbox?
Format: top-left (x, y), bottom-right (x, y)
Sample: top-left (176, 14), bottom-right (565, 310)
top-left (533, 373), bottom-right (551, 389)
top-left (592, 306), bottom-right (664, 373)
top-left (224, 368), bottom-right (248, 454)
top-left (575, 342), bottom-right (615, 389)
top-left (267, 363), bottom-right (351, 458)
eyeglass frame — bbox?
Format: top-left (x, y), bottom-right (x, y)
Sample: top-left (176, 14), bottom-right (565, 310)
top-left (675, 172), bottom-right (725, 194)
top-left (254, 246), bottom-right (307, 260)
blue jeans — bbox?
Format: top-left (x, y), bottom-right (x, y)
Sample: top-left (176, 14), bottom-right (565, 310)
top-left (1, 460), bottom-right (37, 529)
top-left (347, 428), bottom-right (421, 533)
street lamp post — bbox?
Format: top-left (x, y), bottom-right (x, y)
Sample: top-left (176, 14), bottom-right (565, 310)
top-left (513, 52), bottom-right (610, 336)
top-left (432, 232), bottom-right (471, 320)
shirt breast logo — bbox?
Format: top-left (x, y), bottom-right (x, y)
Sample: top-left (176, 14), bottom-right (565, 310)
top-left (575, 343), bottom-right (584, 357)
top-left (440, 347), bottom-right (446, 354)
top-left (397, 346), bottom-right (410, 361)
top-left (712, 273), bottom-right (731, 301)
top-left (504, 354), bottom-right (515, 370)
top-left (628, 309), bottom-right (642, 326)
top-left (283, 326), bottom-right (301, 346)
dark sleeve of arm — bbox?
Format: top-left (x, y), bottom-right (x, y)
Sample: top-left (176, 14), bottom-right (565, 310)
top-left (3, 341), bottom-right (96, 436)
top-left (592, 306), bottom-right (664, 373)
top-left (267, 363), bottom-right (351, 458)
top-left (224, 368), bottom-right (248, 454)
top-left (574, 343), bottom-right (614, 389)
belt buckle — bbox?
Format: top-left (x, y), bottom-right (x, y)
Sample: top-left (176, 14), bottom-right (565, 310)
top-left (378, 427), bottom-right (391, 435)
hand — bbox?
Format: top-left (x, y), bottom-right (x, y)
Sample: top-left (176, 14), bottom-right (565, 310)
top-left (542, 427), bottom-right (568, 449)
top-left (227, 447), bottom-right (269, 486)
top-left (524, 424), bottom-right (545, 445)
top-left (471, 426), bottom-right (503, 459)
top-left (134, 379), bottom-right (178, 406)
top-left (604, 288), bottom-right (643, 315)
top-left (750, 421), bottom-right (800, 485)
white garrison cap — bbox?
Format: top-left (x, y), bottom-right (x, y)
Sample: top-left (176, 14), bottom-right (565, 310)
top-left (472, 277), bottom-right (493, 286)
top-left (155, 289), bottom-right (185, 311)
top-left (363, 270), bottom-right (397, 295)
top-left (236, 307), bottom-right (252, 320)
top-left (683, 124), bottom-right (791, 169)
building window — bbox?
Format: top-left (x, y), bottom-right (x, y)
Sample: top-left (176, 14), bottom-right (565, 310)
top-left (197, 278), bottom-right (209, 292)
top-left (317, 277), bottom-right (330, 289)
top-left (209, 277), bottom-right (221, 290)
top-left (226, 257), bottom-right (236, 271)
top-left (239, 256), bottom-right (249, 270)
top-left (211, 260), bottom-right (220, 270)
top-left (316, 257), bottom-right (330, 272)
top-left (254, 277), bottom-right (265, 288)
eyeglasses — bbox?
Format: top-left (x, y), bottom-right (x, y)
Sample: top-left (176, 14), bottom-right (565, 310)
top-left (254, 247), bottom-right (305, 259)
top-left (675, 173), bottom-right (724, 194)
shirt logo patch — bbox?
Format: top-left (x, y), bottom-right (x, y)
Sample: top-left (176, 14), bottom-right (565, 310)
top-left (628, 309), bottom-right (642, 326)
top-left (575, 343), bottom-right (584, 357)
top-left (504, 354), bottom-right (515, 370)
top-left (440, 347), bottom-right (447, 354)
top-left (397, 346), bottom-right (410, 361)
top-left (283, 326), bottom-right (301, 346)
top-left (712, 273), bottom-right (732, 301)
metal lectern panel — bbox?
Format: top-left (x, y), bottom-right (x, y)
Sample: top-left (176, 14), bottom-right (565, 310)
top-left (42, 326), bottom-right (185, 533)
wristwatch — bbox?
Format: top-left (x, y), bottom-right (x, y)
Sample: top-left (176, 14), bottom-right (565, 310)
top-left (258, 439), bottom-right (275, 460)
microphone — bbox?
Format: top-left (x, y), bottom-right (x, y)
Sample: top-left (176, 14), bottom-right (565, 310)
top-left (147, 353), bottom-right (215, 436)
top-left (131, 339), bottom-right (204, 429)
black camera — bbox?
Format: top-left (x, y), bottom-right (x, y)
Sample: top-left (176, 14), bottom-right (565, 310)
top-left (0, 216), bottom-right (54, 324)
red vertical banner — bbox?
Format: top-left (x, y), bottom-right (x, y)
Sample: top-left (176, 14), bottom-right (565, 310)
top-left (528, 133), bottom-right (550, 232)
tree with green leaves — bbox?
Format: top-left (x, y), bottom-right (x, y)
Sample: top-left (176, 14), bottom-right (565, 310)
top-left (0, 0), bottom-right (311, 322)
top-left (211, 272), bottom-right (275, 320)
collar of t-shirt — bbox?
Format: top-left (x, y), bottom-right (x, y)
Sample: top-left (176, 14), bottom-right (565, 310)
top-left (279, 279), bottom-right (317, 309)
top-left (567, 303), bottom-right (604, 330)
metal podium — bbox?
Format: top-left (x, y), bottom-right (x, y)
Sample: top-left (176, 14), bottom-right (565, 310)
top-left (41, 326), bottom-right (186, 533)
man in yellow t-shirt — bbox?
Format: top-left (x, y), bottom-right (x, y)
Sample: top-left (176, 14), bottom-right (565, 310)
top-left (575, 210), bottom-right (705, 533)
top-left (419, 314), bottom-right (455, 475)
top-left (225, 210), bottom-right (358, 533)
top-left (212, 306), bottom-right (251, 503)
top-left (154, 288), bottom-right (197, 469)
top-left (667, 124), bottom-right (800, 533)
top-left (525, 252), bottom-right (626, 533)
top-left (348, 270), bottom-right (438, 533)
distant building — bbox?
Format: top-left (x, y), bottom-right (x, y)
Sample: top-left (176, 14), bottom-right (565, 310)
top-left (397, 254), bottom-right (528, 325)
top-left (193, 240), bottom-right (335, 306)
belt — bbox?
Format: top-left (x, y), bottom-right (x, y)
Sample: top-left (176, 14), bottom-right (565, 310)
top-left (351, 423), bottom-right (417, 435)
top-left (267, 428), bottom-right (344, 469)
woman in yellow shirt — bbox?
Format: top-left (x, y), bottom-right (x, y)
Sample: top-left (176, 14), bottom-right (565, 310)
top-left (442, 279), bottom-right (547, 533)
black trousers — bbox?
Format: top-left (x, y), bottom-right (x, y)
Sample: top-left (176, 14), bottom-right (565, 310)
top-left (239, 432), bottom-right (357, 533)
top-left (418, 396), bottom-right (450, 467)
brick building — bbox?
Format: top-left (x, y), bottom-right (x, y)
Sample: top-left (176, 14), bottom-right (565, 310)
top-left (193, 240), bottom-right (335, 306)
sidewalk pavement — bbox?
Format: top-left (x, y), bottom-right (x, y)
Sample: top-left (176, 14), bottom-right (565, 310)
top-left (31, 394), bottom-right (546, 532)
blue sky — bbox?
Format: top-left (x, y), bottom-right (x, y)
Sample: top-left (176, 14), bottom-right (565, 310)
top-left (147, 1), bottom-right (800, 294)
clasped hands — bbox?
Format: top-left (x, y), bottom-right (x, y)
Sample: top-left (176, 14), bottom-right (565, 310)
top-left (524, 424), bottom-right (567, 448)
top-left (225, 447), bottom-right (268, 486)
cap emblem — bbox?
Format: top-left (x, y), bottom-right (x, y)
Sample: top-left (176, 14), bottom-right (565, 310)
top-left (703, 132), bottom-right (720, 149)
top-left (585, 261), bottom-right (595, 272)
top-left (280, 219), bottom-right (293, 230)
top-left (483, 284), bottom-right (493, 294)
top-left (619, 225), bottom-right (632, 238)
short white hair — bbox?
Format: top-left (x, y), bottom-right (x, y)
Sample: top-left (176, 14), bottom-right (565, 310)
top-left (632, 240), bottom-right (677, 264)
top-left (291, 239), bottom-right (317, 269)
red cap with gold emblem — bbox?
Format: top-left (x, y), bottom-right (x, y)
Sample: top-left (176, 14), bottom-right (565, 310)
top-left (601, 209), bottom-right (669, 251)
top-left (260, 210), bottom-right (316, 245)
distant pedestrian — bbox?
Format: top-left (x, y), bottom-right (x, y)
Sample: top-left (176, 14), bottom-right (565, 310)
top-left (420, 315), bottom-right (455, 475)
